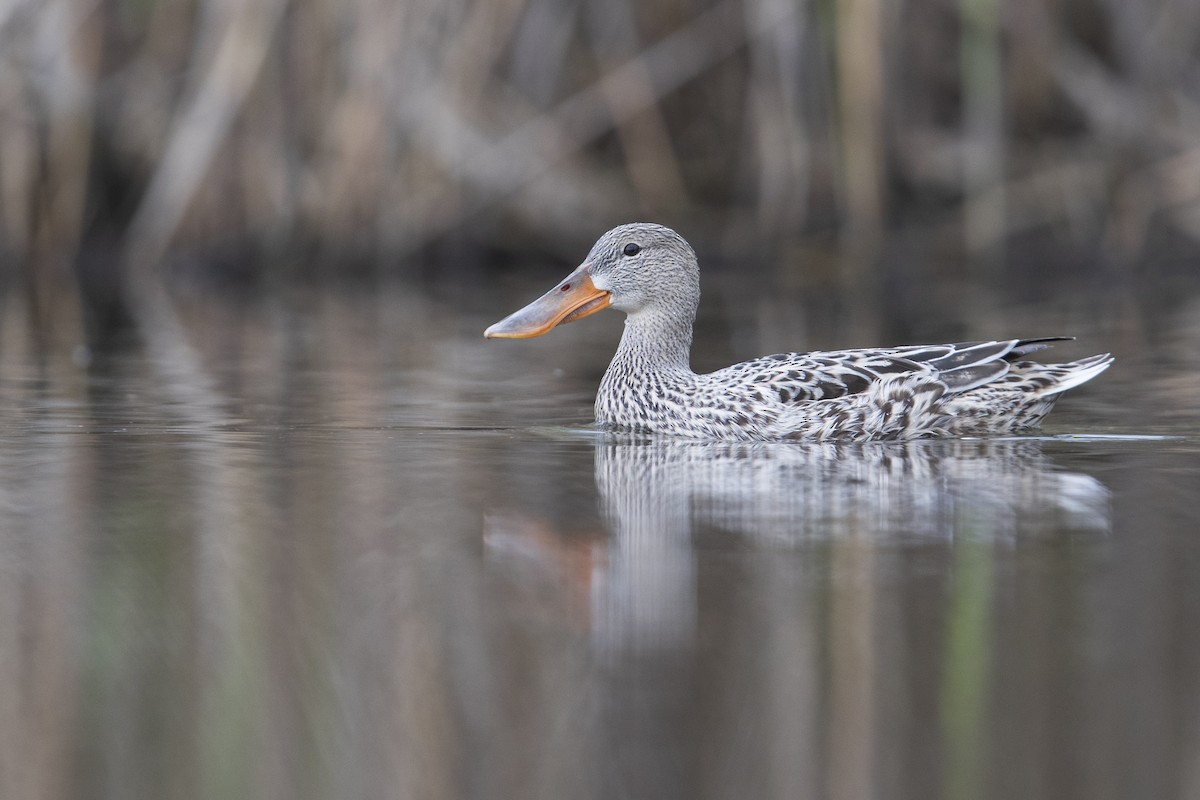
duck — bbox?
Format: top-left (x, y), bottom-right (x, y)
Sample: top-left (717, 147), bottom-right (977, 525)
top-left (484, 223), bottom-right (1112, 441)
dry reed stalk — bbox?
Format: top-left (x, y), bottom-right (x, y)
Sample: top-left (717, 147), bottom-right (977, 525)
top-left (0, 0), bottom-right (100, 347)
top-left (586, 0), bottom-right (690, 216)
top-left (833, 0), bottom-right (885, 317)
top-left (960, 0), bottom-right (1006, 267)
top-left (123, 0), bottom-right (287, 282)
top-left (835, 0), bottom-right (885, 242)
top-left (743, 0), bottom-right (812, 238)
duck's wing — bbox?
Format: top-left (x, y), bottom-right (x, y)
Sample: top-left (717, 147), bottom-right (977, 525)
top-left (715, 338), bottom-right (1074, 403)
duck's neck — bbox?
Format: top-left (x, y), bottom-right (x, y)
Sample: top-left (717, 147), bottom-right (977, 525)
top-left (608, 307), bottom-right (696, 379)
top-left (595, 302), bottom-right (699, 430)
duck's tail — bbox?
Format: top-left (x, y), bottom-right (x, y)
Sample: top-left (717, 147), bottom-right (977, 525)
top-left (1033, 353), bottom-right (1114, 396)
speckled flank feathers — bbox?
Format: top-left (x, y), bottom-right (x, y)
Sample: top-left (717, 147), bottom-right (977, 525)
top-left (490, 223), bottom-right (1113, 441)
top-left (596, 339), bottom-right (1112, 441)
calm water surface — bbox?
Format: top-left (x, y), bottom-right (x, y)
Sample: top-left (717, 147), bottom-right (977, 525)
top-left (1, 286), bottom-right (1198, 800)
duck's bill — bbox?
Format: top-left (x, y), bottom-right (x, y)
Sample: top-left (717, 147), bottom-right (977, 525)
top-left (484, 264), bottom-right (612, 339)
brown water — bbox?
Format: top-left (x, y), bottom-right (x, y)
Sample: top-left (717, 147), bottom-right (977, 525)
top-left (1, 285), bottom-right (1198, 800)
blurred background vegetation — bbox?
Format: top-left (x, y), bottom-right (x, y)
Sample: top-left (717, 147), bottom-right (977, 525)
top-left (1, 0), bottom-right (1198, 348)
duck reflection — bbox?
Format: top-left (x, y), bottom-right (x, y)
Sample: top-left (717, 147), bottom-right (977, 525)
top-left (601, 438), bottom-right (1112, 542)
top-left (487, 437), bottom-right (1111, 654)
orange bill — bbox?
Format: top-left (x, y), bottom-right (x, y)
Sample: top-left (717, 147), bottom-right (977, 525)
top-left (484, 263), bottom-right (612, 339)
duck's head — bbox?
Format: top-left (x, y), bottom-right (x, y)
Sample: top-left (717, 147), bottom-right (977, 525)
top-left (485, 223), bottom-right (700, 339)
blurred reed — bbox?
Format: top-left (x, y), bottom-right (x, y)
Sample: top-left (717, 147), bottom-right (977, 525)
top-left (0, 0), bottom-right (1198, 339)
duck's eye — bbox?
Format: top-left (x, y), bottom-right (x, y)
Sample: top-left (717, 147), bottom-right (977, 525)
top-left (623, 243), bottom-right (641, 256)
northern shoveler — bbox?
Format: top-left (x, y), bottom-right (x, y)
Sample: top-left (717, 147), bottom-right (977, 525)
top-left (484, 223), bottom-right (1112, 441)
